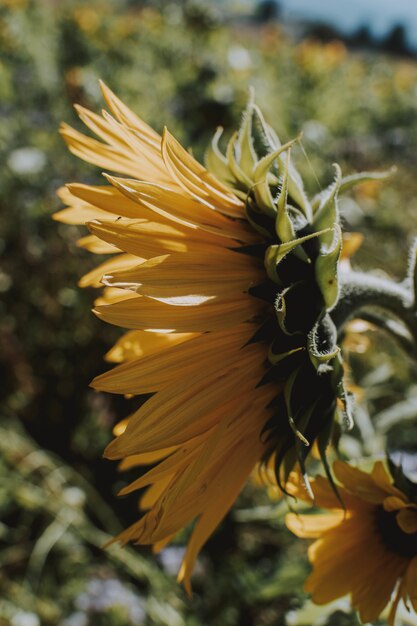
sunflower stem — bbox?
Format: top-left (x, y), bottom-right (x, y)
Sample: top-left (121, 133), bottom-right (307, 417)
top-left (332, 270), bottom-right (417, 353)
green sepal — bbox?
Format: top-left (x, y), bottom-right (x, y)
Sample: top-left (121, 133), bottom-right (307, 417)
top-left (268, 344), bottom-right (305, 365)
top-left (275, 285), bottom-right (290, 333)
top-left (294, 402), bottom-right (322, 498)
top-left (284, 369), bottom-right (310, 447)
top-left (281, 446), bottom-right (299, 487)
top-left (339, 167), bottom-right (396, 196)
top-left (226, 131), bottom-right (252, 189)
top-left (315, 223), bottom-right (342, 310)
top-left (313, 164), bottom-right (342, 246)
top-left (245, 199), bottom-right (275, 239)
top-left (264, 228), bottom-right (331, 283)
top-left (204, 127), bottom-right (233, 185)
top-left (316, 415), bottom-right (345, 509)
top-left (276, 149), bottom-right (294, 240)
top-left (236, 88), bottom-right (258, 176)
top-left (276, 151), bottom-right (310, 263)
top-left (311, 167), bottom-right (395, 211)
top-left (268, 328), bottom-right (305, 365)
top-left (252, 104), bottom-right (280, 155)
top-left (252, 138), bottom-right (297, 217)
top-left (307, 314), bottom-right (340, 370)
top-left (332, 354), bottom-right (354, 432)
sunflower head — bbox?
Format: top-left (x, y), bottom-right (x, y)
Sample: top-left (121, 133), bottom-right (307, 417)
top-left (56, 83), bottom-right (392, 585)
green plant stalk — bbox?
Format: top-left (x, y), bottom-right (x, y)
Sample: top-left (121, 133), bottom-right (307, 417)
top-left (333, 270), bottom-right (417, 352)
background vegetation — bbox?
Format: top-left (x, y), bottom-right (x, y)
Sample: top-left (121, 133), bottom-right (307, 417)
top-left (2, 1), bottom-right (417, 624)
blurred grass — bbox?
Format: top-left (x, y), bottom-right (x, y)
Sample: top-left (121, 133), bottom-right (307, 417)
top-left (2, 0), bottom-right (417, 624)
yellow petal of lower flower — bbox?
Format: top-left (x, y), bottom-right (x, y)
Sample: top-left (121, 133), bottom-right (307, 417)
top-left (352, 552), bottom-right (407, 624)
top-left (333, 460), bottom-right (389, 503)
top-left (405, 556), bottom-right (417, 611)
top-left (383, 496), bottom-right (409, 512)
top-left (285, 512), bottom-right (344, 538)
top-left (306, 525), bottom-right (380, 603)
top-left (397, 507), bottom-right (417, 534)
top-left (371, 460), bottom-right (404, 498)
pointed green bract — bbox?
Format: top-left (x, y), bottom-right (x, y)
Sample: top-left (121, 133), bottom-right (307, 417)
top-left (202, 92), bottom-right (394, 493)
top-left (205, 127), bottom-right (232, 184)
top-left (313, 164), bottom-right (342, 246)
top-left (237, 89), bottom-right (258, 175)
top-left (264, 228), bottom-right (330, 283)
top-left (315, 224), bottom-right (342, 310)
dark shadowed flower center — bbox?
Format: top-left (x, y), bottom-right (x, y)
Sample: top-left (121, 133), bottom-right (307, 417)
top-left (375, 506), bottom-right (417, 557)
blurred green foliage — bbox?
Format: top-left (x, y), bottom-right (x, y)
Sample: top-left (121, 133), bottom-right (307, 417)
top-left (2, 0), bottom-right (417, 624)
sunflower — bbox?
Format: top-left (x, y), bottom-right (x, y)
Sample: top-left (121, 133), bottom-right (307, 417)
top-left (286, 459), bottom-right (417, 624)
top-left (56, 82), bottom-right (385, 588)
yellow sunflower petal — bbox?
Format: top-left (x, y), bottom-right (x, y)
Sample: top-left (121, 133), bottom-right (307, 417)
top-left (397, 507), bottom-right (417, 534)
top-left (99, 81), bottom-right (161, 145)
top-left (77, 234), bottom-right (118, 254)
top-left (405, 556), bottom-right (417, 611)
top-left (105, 175), bottom-right (258, 243)
top-left (103, 250), bottom-right (263, 299)
top-left (92, 324), bottom-right (255, 394)
top-left (333, 460), bottom-right (390, 503)
top-left (161, 127), bottom-right (243, 217)
top-left (104, 344), bottom-right (271, 458)
top-left (79, 254), bottom-right (145, 288)
top-left (94, 293), bottom-right (263, 333)
top-left (105, 329), bottom-right (195, 363)
top-left (285, 512), bottom-right (344, 538)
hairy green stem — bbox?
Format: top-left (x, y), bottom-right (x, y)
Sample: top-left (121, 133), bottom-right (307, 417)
top-left (332, 270), bottom-right (417, 353)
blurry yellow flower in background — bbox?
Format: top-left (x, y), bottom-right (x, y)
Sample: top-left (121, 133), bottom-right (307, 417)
top-left (55, 82), bottom-right (280, 591)
top-left (286, 460), bottom-right (417, 625)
